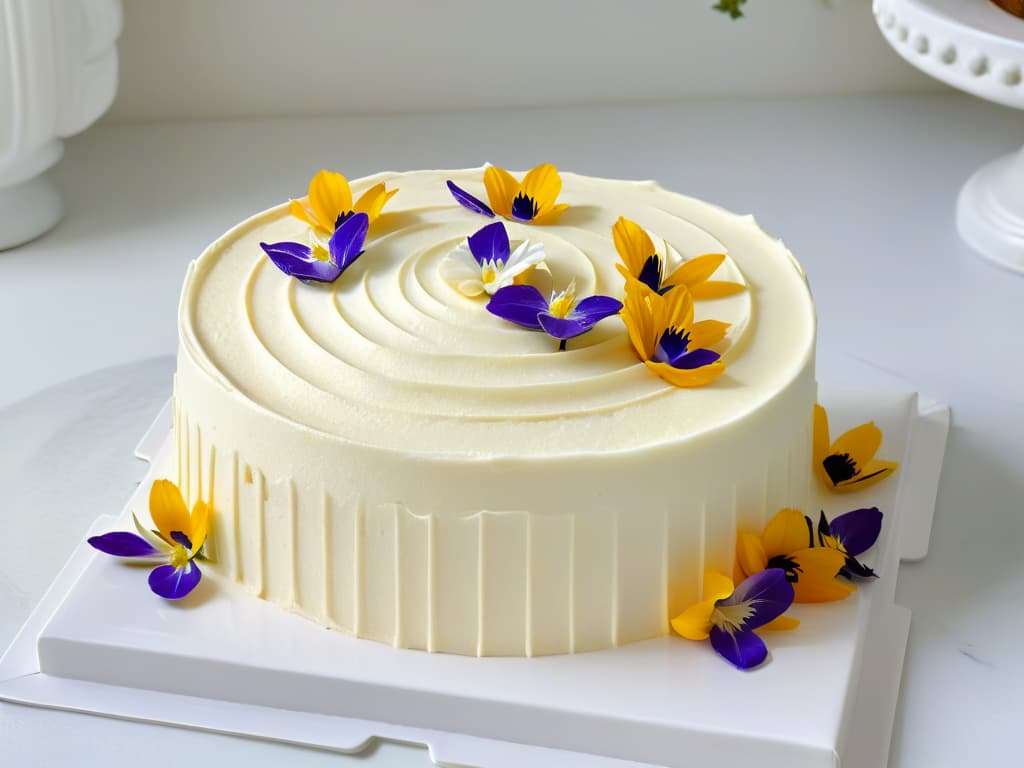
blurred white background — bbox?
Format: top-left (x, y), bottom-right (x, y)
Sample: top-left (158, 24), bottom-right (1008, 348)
top-left (108, 0), bottom-right (938, 122)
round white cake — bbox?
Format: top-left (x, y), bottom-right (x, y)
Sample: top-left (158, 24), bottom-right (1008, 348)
top-left (174, 167), bottom-right (817, 656)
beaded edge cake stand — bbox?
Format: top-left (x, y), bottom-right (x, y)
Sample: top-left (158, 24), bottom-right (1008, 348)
top-left (0, 385), bottom-right (948, 768)
top-left (875, 0), bottom-right (1024, 272)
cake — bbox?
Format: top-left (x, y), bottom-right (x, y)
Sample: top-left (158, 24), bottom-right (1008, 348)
top-left (172, 166), bottom-right (817, 657)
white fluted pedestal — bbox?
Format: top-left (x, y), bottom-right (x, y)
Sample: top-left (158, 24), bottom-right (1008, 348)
top-left (875, 0), bottom-right (1024, 272)
top-left (0, 0), bottom-right (122, 250)
top-left (957, 146), bottom-right (1024, 272)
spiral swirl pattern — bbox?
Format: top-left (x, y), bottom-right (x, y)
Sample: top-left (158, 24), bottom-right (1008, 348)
top-left (182, 169), bottom-right (809, 457)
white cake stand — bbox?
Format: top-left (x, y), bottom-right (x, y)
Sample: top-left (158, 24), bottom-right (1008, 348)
top-left (874, 0), bottom-right (1024, 272)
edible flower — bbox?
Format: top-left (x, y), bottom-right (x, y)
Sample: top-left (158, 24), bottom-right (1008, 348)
top-left (260, 212), bottom-right (368, 283)
top-left (486, 281), bottom-right (622, 350)
top-left (736, 508), bottom-right (853, 603)
top-left (612, 216), bottom-right (744, 298)
top-left (621, 279), bottom-right (730, 387)
top-left (814, 507), bottom-right (883, 579)
top-left (671, 570), bottom-right (796, 670)
top-left (447, 164), bottom-right (569, 224)
top-left (88, 480), bottom-right (210, 600)
top-left (289, 169), bottom-right (396, 234)
top-left (814, 404), bottom-right (899, 492)
top-left (440, 221), bottom-right (546, 297)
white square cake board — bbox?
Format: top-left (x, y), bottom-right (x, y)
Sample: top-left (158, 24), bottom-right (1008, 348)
top-left (0, 382), bottom-right (948, 768)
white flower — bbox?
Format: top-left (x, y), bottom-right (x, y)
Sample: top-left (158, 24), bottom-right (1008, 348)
top-left (441, 238), bottom-right (547, 297)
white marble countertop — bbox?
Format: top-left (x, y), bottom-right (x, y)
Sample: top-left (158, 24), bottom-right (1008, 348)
top-left (1, 93), bottom-right (1022, 765)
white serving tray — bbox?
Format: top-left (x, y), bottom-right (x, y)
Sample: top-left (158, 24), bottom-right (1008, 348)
top-left (0, 384), bottom-right (948, 768)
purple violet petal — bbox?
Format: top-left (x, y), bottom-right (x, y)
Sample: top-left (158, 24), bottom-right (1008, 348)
top-left (148, 561), bottom-right (202, 600)
top-left (511, 192), bottom-right (539, 221)
top-left (88, 531), bottom-right (161, 558)
top-left (673, 347), bottom-right (721, 370)
top-left (718, 568), bottom-right (794, 631)
top-left (447, 180), bottom-right (494, 217)
top-left (328, 211), bottom-right (370, 273)
top-left (169, 531), bottom-right (193, 550)
top-left (710, 626), bottom-right (768, 670)
top-left (538, 313), bottom-right (591, 340)
top-left (828, 507), bottom-right (883, 557)
top-left (654, 328), bottom-right (690, 365)
top-left (637, 254), bottom-right (663, 293)
top-left (467, 221), bottom-right (510, 266)
top-left (486, 285), bottom-right (548, 329)
top-left (571, 295), bottom-right (623, 325)
top-left (260, 241), bottom-right (342, 283)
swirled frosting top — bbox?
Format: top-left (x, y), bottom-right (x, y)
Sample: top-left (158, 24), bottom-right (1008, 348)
top-left (179, 168), bottom-right (815, 457)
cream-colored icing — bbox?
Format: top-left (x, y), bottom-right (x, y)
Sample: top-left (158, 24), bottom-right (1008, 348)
top-left (174, 168), bottom-right (817, 656)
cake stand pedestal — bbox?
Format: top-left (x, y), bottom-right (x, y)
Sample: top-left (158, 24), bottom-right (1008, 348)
top-left (874, 0), bottom-right (1024, 272)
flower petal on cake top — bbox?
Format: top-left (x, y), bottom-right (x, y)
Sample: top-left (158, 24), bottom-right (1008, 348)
top-left (621, 278), bottom-right (728, 388)
top-left (260, 212), bottom-right (370, 284)
top-left (487, 281), bottom-right (622, 349)
top-left (450, 164), bottom-right (569, 225)
top-left (813, 404), bottom-right (899, 492)
top-left (671, 569), bottom-right (796, 670)
top-left (289, 169), bottom-right (396, 234)
top-left (441, 222), bottom-right (547, 297)
top-left (613, 217), bottom-right (745, 298)
top-left (87, 479), bottom-right (212, 601)
top-left (447, 180), bottom-right (495, 217)
top-left (736, 507), bottom-right (858, 604)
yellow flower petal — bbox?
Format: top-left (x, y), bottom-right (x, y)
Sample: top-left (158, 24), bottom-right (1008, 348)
top-left (835, 460), bottom-right (899, 492)
top-left (288, 199), bottom-right (318, 230)
top-left (519, 163), bottom-right (563, 218)
top-left (530, 203), bottom-right (569, 225)
top-left (613, 216), bottom-right (656, 277)
top-left (307, 170), bottom-right (352, 233)
top-left (353, 183), bottom-right (398, 224)
top-left (149, 479), bottom-right (190, 544)
top-left (689, 281), bottom-right (746, 299)
top-left (830, 421), bottom-right (884, 470)
top-left (661, 282), bottom-right (695, 329)
top-left (484, 166), bottom-right (518, 219)
top-left (666, 253), bottom-right (726, 289)
top-left (645, 359), bottom-right (726, 388)
top-left (762, 508), bottom-right (812, 559)
top-left (790, 547), bottom-right (854, 603)
top-left (189, 500), bottom-right (211, 552)
top-left (687, 319), bottom-right (731, 349)
top-left (761, 614), bottom-right (800, 632)
top-left (813, 404), bottom-right (830, 470)
top-left (622, 279), bottom-right (658, 361)
top-left (671, 599), bottom-right (717, 640)
top-left (736, 532), bottom-right (767, 579)
top-left (703, 571), bottom-right (735, 602)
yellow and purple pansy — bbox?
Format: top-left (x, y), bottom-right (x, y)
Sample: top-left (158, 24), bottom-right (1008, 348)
top-left (671, 570), bottom-right (797, 670)
top-left (612, 216), bottom-right (745, 298)
top-left (88, 480), bottom-right (210, 600)
top-left (621, 279), bottom-right (730, 387)
top-left (447, 164), bottom-right (569, 225)
top-left (486, 280), bottom-right (622, 350)
top-left (260, 169), bottom-right (397, 283)
top-left (736, 507), bottom-right (867, 603)
top-left (441, 220), bottom-right (547, 297)
top-left (813, 507), bottom-right (883, 580)
top-left (289, 169), bottom-right (396, 233)
top-left (814, 404), bottom-right (899, 492)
